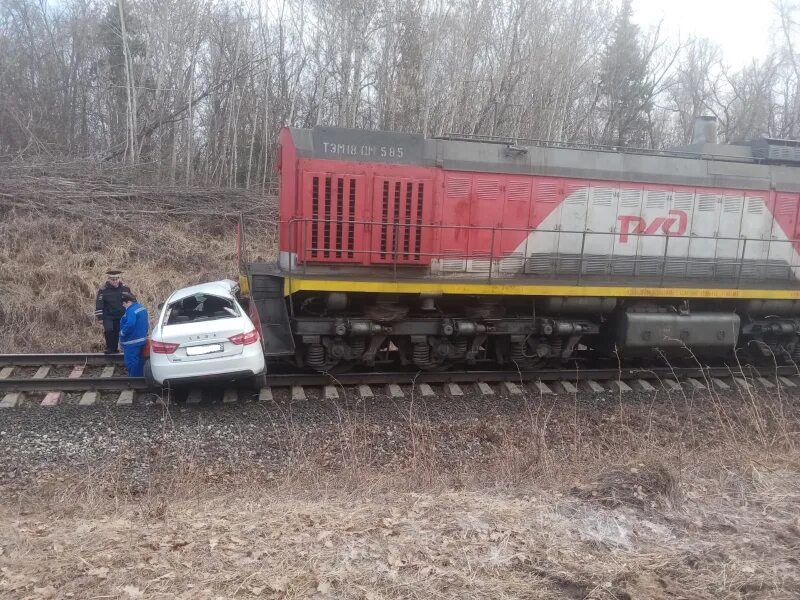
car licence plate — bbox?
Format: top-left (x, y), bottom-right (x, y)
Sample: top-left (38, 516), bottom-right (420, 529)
top-left (185, 343), bottom-right (223, 356)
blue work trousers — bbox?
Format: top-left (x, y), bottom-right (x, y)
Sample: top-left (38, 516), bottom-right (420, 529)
top-left (123, 344), bottom-right (145, 377)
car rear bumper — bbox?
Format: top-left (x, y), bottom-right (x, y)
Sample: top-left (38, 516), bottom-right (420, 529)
top-left (149, 348), bottom-right (265, 385)
top-left (162, 369), bottom-right (258, 385)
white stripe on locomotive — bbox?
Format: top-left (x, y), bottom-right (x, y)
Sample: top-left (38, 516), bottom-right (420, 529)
top-left (503, 185), bottom-right (799, 282)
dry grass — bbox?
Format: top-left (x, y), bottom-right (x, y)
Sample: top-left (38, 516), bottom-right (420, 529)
top-left (0, 174), bottom-right (276, 352)
top-left (2, 384), bottom-right (800, 599)
top-left (3, 461), bottom-right (799, 600)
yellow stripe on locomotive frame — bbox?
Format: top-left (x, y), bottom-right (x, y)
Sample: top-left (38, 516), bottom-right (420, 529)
top-left (284, 277), bottom-right (800, 300)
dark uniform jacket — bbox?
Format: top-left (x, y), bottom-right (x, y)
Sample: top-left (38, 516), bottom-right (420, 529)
top-left (95, 282), bottom-right (132, 321)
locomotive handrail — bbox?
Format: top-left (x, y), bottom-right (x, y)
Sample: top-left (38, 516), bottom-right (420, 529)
top-left (286, 216), bottom-right (800, 242)
top-left (284, 217), bottom-right (800, 289)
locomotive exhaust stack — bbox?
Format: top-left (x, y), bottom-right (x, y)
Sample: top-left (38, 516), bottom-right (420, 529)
top-left (692, 115), bottom-right (718, 145)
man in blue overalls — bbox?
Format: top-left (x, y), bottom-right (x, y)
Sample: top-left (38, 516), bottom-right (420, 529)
top-left (119, 292), bottom-right (149, 377)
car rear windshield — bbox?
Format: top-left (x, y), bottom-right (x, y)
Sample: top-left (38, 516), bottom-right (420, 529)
top-left (165, 293), bottom-right (239, 325)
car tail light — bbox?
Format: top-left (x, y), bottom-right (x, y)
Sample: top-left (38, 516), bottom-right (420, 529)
top-left (150, 340), bottom-right (180, 354)
top-left (229, 329), bottom-right (260, 345)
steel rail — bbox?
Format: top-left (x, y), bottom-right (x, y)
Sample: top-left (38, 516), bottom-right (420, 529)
top-left (0, 353), bottom-right (125, 367)
top-left (261, 365), bottom-right (797, 387)
top-left (1, 364), bottom-right (795, 394)
top-left (0, 377), bottom-right (149, 392)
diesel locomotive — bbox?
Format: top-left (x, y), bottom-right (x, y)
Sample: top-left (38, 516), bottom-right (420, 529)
top-left (242, 118), bottom-right (800, 371)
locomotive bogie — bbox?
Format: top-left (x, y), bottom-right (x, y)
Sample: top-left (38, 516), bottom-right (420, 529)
top-left (290, 304), bottom-right (796, 371)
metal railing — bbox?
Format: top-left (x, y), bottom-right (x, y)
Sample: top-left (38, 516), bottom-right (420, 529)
top-left (285, 217), bottom-right (800, 289)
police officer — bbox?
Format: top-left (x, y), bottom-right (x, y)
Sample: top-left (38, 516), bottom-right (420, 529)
top-left (95, 270), bottom-right (133, 354)
top-left (119, 292), bottom-right (149, 377)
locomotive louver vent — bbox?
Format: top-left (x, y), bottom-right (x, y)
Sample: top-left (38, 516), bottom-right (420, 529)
top-left (507, 181), bottom-right (530, 201)
top-left (621, 189), bottom-right (642, 209)
top-left (566, 186), bottom-right (588, 205)
top-left (637, 258), bottom-right (662, 276)
top-left (584, 255), bottom-right (611, 274)
top-left (311, 177), bottom-right (319, 257)
top-left (310, 175), bottom-right (357, 259)
top-left (591, 188), bottom-right (613, 206)
top-left (469, 256), bottom-right (492, 273)
top-left (776, 195), bottom-right (797, 216)
top-left (723, 196), bottom-right (743, 213)
top-left (323, 176), bottom-right (331, 257)
top-left (537, 183), bottom-right (558, 203)
top-left (477, 180), bottom-right (499, 200)
top-left (646, 191), bottom-right (667, 208)
top-left (698, 194), bottom-right (718, 212)
top-left (378, 179), bottom-right (425, 262)
top-left (500, 253), bottom-right (525, 271)
top-left (446, 177), bottom-right (469, 198)
top-left (672, 192), bottom-right (693, 211)
top-left (746, 198), bottom-right (764, 214)
top-left (750, 138), bottom-right (800, 164)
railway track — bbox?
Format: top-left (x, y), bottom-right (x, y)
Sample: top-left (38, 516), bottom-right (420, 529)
top-left (0, 352), bottom-right (798, 408)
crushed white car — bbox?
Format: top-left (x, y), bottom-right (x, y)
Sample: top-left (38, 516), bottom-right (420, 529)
top-left (145, 280), bottom-right (266, 388)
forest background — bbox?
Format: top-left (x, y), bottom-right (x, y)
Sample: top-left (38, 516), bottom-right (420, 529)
top-left (1, 0), bottom-right (799, 190)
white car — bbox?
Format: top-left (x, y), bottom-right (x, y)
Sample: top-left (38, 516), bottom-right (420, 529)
top-left (145, 280), bottom-right (266, 388)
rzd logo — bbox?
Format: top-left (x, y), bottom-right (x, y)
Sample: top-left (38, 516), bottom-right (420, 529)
top-left (617, 210), bottom-right (688, 243)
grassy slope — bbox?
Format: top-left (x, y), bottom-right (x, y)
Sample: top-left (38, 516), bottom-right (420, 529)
top-left (0, 180), bottom-right (275, 352)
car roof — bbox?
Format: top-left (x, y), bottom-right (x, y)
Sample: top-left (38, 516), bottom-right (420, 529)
top-left (167, 279), bottom-right (238, 304)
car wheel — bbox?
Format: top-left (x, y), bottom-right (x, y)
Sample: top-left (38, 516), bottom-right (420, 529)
top-left (143, 360), bottom-right (158, 388)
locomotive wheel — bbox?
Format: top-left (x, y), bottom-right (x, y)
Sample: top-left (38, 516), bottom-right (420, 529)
top-left (739, 340), bottom-right (790, 366)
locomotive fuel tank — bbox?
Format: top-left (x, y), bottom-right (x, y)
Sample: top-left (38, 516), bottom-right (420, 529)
top-left (617, 312), bottom-right (740, 355)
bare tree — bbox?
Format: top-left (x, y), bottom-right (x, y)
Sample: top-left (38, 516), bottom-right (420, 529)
top-left (0, 0), bottom-right (797, 185)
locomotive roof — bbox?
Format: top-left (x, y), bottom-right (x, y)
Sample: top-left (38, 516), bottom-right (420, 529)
top-left (284, 126), bottom-right (800, 194)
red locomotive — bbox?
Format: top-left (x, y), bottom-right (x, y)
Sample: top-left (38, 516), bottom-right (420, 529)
top-left (244, 119), bottom-right (800, 371)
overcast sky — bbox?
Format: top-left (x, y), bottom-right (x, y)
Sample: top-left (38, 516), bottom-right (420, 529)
top-left (630, 0), bottom-right (778, 67)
